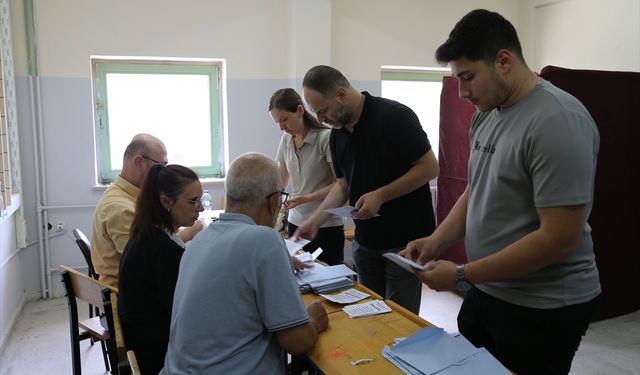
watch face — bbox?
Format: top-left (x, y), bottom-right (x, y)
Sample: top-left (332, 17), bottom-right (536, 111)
top-left (456, 280), bottom-right (471, 292)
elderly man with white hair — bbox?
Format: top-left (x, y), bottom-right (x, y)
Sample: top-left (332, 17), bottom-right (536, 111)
top-left (161, 152), bottom-right (328, 375)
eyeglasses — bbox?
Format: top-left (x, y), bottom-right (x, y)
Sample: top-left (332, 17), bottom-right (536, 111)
top-left (180, 196), bottom-right (204, 208)
top-left (142, 155), bottom-right (168, 166)
top-left (266, 190), bottom-right (289, 204)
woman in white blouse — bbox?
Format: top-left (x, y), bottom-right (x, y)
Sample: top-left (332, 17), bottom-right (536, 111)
top-left (269, 88), bottom-right (345, 265)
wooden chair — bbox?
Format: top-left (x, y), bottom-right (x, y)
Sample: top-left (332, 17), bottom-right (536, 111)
top-left (72, 228), bottom-right (102, 322)
top-left (103, 289), bottom-right (132, 374)
top-left (60, 265), bottom-right (118, 374)
top-left (72, 228), bottom-right (99, 280)
top-left (127, 350), bottom-right (141, 375)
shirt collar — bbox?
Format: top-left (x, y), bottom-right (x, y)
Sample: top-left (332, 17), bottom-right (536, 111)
top-left (113, 175), bottom-right (140, 198)
top-left (218, 212), bottom-right (257, 225)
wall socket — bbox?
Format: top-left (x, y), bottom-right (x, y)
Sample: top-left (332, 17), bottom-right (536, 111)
top-left (56, 221), bottom-right (66, 232)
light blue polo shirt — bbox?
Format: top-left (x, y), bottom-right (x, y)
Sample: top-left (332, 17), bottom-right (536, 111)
top-left (161, 213), bottom-right (309, 374)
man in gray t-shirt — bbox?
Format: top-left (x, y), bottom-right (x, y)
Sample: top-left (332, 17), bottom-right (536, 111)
top-left (161, 153), bottom-right (328, 375)
top-left (402, 9), bottom-right (600, 375)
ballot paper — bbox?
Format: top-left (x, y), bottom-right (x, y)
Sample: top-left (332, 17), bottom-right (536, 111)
top-left (342, 300), bottom-right (392, 318)
top-left (285, 238), bottom-right (311, 256)
top-left (295, 264), bottom-right (356, 285)
top-left (382, 327), bottom-right (511, 374)
top-left (323, 205), bottom-right (381, 219)
top-left (320, 288), bottom-right (370, 304)
top-left (296, 264), bottom-right (357, 294)
top-left (382, 252), bottom-right (425, 273)
top-left (295, 248), bottom-right (323, 263)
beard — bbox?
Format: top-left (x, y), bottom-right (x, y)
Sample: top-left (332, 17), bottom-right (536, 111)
top-left (491, 67), bottom-right (511, 110)
top-left (331, 103), bottom-right (352, 128)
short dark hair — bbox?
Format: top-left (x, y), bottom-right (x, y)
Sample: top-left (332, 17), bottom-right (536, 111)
top-left (435, 9), bottom-right (524, 64)
top-left (130, 164), bottom-right (199, 242)
top-left (302, 65), bottom-right (351, 97)
top-left (268, 88), bottom-right (326, 130)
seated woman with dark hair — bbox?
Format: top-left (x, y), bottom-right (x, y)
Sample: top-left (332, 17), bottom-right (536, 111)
top-left (118, 164), bottom-right (204, 374)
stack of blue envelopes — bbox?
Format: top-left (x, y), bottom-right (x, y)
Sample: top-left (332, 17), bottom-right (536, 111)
top-left (382, 327), bottom-right (511, 374)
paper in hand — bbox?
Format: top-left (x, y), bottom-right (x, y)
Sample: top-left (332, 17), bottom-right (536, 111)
top-left (382, 252), bottom-right (425, 273)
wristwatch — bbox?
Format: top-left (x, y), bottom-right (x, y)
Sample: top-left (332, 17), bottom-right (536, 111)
top-left (455, 264), bottom-right (472, 292)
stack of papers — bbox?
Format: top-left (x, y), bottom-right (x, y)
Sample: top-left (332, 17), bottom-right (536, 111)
top-left (295, 264), bottom-right (356, 294)
top-left (320, 288), bottom-right (370, 304)
top-left (382, 327), bottom-right (510, 374)
top-left (343, 300), bottom-right (391, 318)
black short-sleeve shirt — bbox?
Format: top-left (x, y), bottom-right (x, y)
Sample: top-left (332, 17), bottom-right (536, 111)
top-left (330, 92), bottom-right (436, 249)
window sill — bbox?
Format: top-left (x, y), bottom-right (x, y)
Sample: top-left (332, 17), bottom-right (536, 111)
top-left (0, 193), bottom-right (22, 223)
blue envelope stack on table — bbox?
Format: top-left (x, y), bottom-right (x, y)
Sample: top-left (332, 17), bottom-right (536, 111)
top-left (382, 327), bottom-right (511, 374)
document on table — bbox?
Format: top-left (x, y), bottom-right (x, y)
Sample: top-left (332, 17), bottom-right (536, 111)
top-left (295, 264), bottom-right (356, 285)
top-left (382, 252), bottom-right (426, 273)
top-left (285, 238), bottom-right (311, 256)
top-left (342, 300), bottom-right (392, 318)
top-left (320, 288), bottom-right (370, 304)
top-left (323, 205), bottom-right (381, 218)
top-left (382, 327), bottom-right (511, 374)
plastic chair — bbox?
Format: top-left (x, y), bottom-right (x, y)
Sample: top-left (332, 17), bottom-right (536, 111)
top-left (60, 265), bottom-right (115, 374)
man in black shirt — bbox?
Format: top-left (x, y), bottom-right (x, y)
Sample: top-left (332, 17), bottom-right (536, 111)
top-left (296, 65), bottom-right (439, 313)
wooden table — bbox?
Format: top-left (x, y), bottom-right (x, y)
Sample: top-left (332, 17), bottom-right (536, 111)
top-left (301, 284), bottom-right (434, 374)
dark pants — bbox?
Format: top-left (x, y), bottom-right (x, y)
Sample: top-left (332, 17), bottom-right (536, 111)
top-left (352, 241), bottom-right (422, 314)
top-left (457, 287), bottom-right (599, 375)
top-left (288, 223), bottom-right (345, 266)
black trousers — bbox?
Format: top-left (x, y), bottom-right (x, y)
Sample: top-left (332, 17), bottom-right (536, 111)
top-left (287, 223), bottom-right (345, 266)
top-left (457, 287), bottom-right (599, 375)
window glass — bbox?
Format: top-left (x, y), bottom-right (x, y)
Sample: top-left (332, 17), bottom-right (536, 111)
top-left (92, 59), bottom-right (225, 184)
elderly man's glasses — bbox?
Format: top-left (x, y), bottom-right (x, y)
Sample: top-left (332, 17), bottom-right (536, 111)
top-left (266, 190), bottom-right (289, 204)
top-left (142, 155), bottom-right (168, 166)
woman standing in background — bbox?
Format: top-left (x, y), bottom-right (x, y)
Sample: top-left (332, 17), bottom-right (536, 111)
top-left (118, 164), bottom-right (203, 374)
top-left (269, 88), bottom-right (345, 265)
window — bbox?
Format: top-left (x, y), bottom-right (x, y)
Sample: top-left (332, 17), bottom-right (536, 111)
top-left (91, 57), bottom-right (226, 184)
top-left (380, 66), bottom-right (451, 159)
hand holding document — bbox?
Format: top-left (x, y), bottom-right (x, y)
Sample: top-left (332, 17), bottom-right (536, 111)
top-left (324, 205), bottom-right (381, 219)
top-left (285, 237), bottom-right (311, 256)
top-left (382, 252), bottom-right (427, 273)
top-left (295, 248), bottom-right (323, 263)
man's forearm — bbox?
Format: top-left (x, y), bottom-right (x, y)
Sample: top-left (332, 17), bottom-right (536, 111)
top-left (309, 178), bottom-right (348, 224)
top-left (377, 150), bottom-right (439, 203)
top-left (431, 187), bottom-right (468, 256)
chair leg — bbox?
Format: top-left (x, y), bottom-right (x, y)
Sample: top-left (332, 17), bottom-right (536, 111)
top-left (100, 340), bottom-right (110, 372)
top-left (106, 338), bottom-right (119, 374)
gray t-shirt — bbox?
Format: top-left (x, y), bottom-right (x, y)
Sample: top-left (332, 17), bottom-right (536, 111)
top-left (161, 213), bottom-right (309, 374)
top-left (466, 79), bottom-right (601, 308)
top-left (276, 128), bottom-right (343, 228)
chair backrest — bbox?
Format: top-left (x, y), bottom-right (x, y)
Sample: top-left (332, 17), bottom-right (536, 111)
top-left (72, 228), bottom-right (98, 279)
top-left (60, 265), bottom-right (109, 309)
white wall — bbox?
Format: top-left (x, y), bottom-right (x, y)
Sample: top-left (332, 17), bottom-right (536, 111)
top-left (2, 0), bottom-right (639, 350)
top-left (521, 0), bottom-right (640, 72)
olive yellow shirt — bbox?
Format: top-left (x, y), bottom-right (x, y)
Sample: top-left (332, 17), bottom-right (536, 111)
top-left (91, 175), bottom-right (139, 289)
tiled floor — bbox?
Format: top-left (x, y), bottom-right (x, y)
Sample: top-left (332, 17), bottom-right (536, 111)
top-left (1, 287), bottom-right (639, 374)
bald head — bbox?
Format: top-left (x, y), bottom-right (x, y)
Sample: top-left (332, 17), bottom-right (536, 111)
top-left (120, 133), bottom-right (168, 187)
top-left (226, 153), bottom-right (282, 209)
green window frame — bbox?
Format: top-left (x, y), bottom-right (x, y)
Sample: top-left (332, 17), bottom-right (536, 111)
top-left (92, 58), bottom-right (224, 184)
top-left (381, 69), bottom-right (449, 83)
